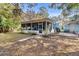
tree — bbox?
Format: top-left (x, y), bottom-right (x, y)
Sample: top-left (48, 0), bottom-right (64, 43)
top-left (49, 3), bottom-right (79, 17)
top-left (12, 3), bottom-right (22, 17)
top-left (0, 4), bottom-right (14, 32)
top-left (49, 3), bottom-right (79, 32)
top-left (0, 3), bottom-right (22, 32)
top-left (12, 3), bottom-right (23, 32)
top-left (38, 6), bottom-right (49, 18)
top-left (20, 3), bottom-right (37, 20)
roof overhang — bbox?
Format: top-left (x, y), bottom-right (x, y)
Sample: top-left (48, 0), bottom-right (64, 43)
top-left (21, 18), bottom-right (53, 24)
top-left (65, 20), bottom-right (79, 25)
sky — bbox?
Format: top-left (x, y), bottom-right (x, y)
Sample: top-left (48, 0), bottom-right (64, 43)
top-left (20, 3), bottom-right (62, 17)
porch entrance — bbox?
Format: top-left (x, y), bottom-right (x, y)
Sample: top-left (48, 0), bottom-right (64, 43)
top-left (38, 23), bottom-right (43, 33)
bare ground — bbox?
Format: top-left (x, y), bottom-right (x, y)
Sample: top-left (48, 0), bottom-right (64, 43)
top-left (0, 33), bottom-right (79, 56)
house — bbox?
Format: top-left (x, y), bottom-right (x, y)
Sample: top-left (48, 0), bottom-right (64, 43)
top-left (64, 19), bottom-right (79, 33)
top-left (21, 17), bottom-right (54, 35)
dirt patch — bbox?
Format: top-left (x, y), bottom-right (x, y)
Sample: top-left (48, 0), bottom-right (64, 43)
top-left (0, 34), bottom-right (79, 56)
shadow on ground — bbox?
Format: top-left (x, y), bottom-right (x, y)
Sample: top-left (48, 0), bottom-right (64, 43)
top-left (0, 34), bottom-right (79, 56)
top-left (56, 51), bottom-right (79, 56)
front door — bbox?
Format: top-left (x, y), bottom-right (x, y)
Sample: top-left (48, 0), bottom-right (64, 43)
top-left (38, 23), bottom-right (42, 33)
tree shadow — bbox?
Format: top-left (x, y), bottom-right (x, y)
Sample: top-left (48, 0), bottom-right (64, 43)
top-left (56, 51), bottom-right (79, 56)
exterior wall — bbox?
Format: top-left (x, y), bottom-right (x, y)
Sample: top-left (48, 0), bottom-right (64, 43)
top-left (64, 23), bottom-right (79, 33)
top-left (69, 24), bottom-right (75, 32)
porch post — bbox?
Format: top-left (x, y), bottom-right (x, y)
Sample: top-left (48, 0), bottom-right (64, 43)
top-left (38, 22), bottom-right (39, 34)
top-left (42, 22), bottom-right (43, 34)
top-left (25, 24), bottom-right (27, 30)
top-left (49, 23), bottom-right (51, 33)
top-left (45, 21), bottom-right (48, 34)
top-left (31, 22), bottom-right (32, 30)
top-left (38, 22), bottom-right (39, 31)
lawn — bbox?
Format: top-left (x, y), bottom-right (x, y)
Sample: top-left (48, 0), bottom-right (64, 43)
top-left (0, 33), bottom-right (79, 56)
top-left (0, 32), bottom-right (30, 46)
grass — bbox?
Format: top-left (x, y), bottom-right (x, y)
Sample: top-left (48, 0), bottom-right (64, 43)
top-left (0, 32), bottom-right (29, 45)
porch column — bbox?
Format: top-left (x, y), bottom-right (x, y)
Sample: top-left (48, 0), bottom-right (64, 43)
top-left (45, 21), bottom-right (48, 34)
top-left (42, 22), bottom-right (43, 33)
top-left (31, 23), bottom-right (32, 30)
top-left (25, 24), bottom-right (27, 30)
top-left (38, 22), bottom-right (39, 31)
top-left (37, 22), bottom-right (39, 34)
top-left (49, 23), bottom-right (51, 33)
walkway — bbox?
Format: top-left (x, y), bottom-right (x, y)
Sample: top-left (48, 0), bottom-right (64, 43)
top-left (58, 33), bottom-right (78, 37)
top-left (18, 35), bottom-right (42, 42)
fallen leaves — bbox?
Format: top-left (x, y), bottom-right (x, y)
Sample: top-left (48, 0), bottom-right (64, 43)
top-left (0, 34), bottom-right (79, 55)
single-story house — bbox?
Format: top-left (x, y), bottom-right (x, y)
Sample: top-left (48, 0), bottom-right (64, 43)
top-left (21, 17), bottom-right (54, 35)
top-left (64, 20), bottom-right (79, 33)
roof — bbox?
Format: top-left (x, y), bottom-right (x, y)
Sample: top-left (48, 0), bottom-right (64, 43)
top-left (58, 18), bottom-right (79, 25)
top-left (67, 20), bottom-right (79, 25)
top-left (21, 13), bottom-right (52, 24)
top-left (21, 18), bottom-right (52, 24)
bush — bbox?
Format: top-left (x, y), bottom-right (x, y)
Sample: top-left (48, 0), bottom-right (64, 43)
top-left (64, 29), bottom-right (70, 33)
top-left (55, 27), bottom-right (60, 32)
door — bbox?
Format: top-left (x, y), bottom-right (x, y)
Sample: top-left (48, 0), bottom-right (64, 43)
top-left (38, 23), bottom-right (42, 33)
